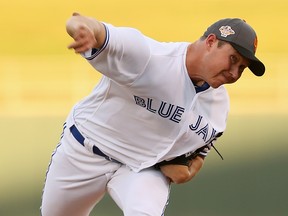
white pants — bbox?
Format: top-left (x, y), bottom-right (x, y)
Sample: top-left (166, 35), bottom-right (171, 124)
top-left (41, 124), bottom-right (170, 216)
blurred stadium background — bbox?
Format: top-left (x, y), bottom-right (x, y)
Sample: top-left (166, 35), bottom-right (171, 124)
top-left (0, 0), bottom-right (287, 215)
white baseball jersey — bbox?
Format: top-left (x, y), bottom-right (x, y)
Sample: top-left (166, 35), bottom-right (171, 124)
top-left (67, 23), bottom-right (229, 172)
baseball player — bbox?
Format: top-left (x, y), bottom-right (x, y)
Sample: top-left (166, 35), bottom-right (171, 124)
top-left (41, 12), bottom-right (265, 216)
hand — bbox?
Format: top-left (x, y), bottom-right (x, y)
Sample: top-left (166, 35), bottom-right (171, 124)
top-left (66, 13), bottom-right (101, 53)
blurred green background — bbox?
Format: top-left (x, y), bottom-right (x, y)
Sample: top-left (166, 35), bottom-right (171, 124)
top-left (0, 0), bottom-right (287, 215)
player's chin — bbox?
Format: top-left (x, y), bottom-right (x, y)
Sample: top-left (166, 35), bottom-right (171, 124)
top-left (209, 77), bottom-right (235, 88)
top-left (208, 80), bottom-right (224, 89)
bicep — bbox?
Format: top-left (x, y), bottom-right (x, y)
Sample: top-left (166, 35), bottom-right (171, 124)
top-left (88, 24), bottom-right (151, 84)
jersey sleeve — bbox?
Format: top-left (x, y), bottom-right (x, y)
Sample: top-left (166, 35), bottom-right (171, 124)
top-left (197, 144), bottom-right (211, 157)
top-left (82, 23), bottom-right (151, 85)
top-left (197, 131), bottom-right (224, 159)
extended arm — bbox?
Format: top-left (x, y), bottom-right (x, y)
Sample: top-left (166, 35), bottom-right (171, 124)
top-left (66, 12), bottom-right (106, 53)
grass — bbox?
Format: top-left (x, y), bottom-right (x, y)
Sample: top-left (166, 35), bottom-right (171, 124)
top-left (0, 115), bottom-right (287, 216)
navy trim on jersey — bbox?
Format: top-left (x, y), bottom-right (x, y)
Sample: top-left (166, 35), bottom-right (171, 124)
top-left (195, 82), bottom-right (210, 93)
top-left (86, 24), bottom-right (110, 60)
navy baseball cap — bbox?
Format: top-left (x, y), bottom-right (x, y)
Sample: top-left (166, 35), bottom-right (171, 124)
top-left (203, 18), bottom-right (265, 76)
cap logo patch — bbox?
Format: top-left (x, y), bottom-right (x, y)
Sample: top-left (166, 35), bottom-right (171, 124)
top-left (219, 25), bottom-right (235, 37)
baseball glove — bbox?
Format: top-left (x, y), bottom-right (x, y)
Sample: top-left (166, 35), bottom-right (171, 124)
top-left (154, 149), bottom-right (202, 169)
top-left (154, 132), bottom-right (224, 169)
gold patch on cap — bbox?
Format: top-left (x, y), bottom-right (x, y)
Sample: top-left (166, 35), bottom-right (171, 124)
top-left (219, 26), bottom-right (235, 37)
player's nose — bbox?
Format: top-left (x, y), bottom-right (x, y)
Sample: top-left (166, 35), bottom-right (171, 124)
top-left (228, 67), bottom-right (241, 83)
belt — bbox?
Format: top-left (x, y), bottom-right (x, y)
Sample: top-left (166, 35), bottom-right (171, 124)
top-left (69, 125), bottom-right (120, 163)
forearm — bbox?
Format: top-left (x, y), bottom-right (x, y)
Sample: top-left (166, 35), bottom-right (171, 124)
top-left (160, 156), bottom-right (204, 184)
top-left (186, 155), bottom-right (204, 181)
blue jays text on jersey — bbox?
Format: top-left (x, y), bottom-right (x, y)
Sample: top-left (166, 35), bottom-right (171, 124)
top-left (134, 95), bottom-right (220, 145)
top-left (134, 95), bottom-right (185, 123)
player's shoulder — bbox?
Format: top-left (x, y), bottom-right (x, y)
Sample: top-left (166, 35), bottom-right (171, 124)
top-left (144, 37), bottom-right (189, 56)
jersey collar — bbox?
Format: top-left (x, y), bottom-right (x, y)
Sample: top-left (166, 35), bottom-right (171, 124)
top-left (194, 82), bottom-right (210, 93)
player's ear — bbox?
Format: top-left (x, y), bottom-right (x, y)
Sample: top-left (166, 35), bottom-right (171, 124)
top-left (205, 34), bottom-right (217, 49)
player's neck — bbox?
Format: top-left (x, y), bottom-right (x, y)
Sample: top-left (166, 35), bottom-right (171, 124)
top-left (186, 42), bottom-right (206, 87)
top-left (194, 80), bottom-right (205, 87)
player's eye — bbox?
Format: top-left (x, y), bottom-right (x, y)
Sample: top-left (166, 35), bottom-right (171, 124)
top-left (230, 55), bottom-right (238, 64)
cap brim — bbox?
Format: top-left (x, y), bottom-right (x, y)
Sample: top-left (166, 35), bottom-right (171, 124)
top-left (230, 43), bottom-right (265, 76)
